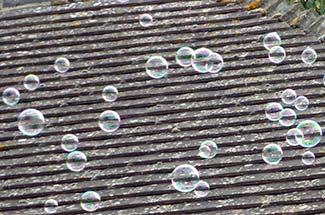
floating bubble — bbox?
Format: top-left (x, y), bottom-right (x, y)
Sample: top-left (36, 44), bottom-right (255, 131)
top-left (2, 87), bottom-right (20, 106)
top-left (262, 143), bottom-right (283, 165)
top-left (268, 46), bottom-right (286, 64)
top-left (176, 47), bottom-right (194, 67)
top-left (61, 134), bottom-right (79, 152)
top-left (198, 140), bottom-right (218, 159)
top-left (302, 151), bottom-right (315, 165)
top-left (171, 164), bottom-right (200, 193)
top-left (145, 56), bottom-right (168, 79)
top-left (294, 96), bottom-right (309, 111)
top-left (98, 110), bottom-right (120, 132)
top-left (18, 109), bottom-right (45, 136)
top-left (102, 85), bottom-right (118, 102)
top-left (44, 199), bottom-right (58, 214)
top-left (296, 120), bottom-right (322, 148)
top-left (24, 74), bottom-right (40, 91)
top-left (263, 32), bottom-right (281, 50)
top-left (301, 47), bottom-right (317, 65)
top-left (66, 151), bottom-right (87, 172)
top-left (279, 108), bottom-right (296, 127)
top-left (191, 48), bottom-right (213, 73)
top-left (54, 57), bottom-right (70, 73)
top-left (139, 14), bottom-right (153, 27)
top-left (286, 128), bottom-right (303, 146)
top-left (208, 52), bottom-right (224, 73)
top-left (281, 89), bottom-right (297, 104)
top-left (265, 102), bottom-right (283, 122)
top-left (194, 180), bottom-right (210, 198)
top-left (80, 191), bottom-right (101, 212)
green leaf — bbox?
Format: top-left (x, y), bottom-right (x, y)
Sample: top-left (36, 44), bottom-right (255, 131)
top-left (305, 0), bottom-right (315, 9)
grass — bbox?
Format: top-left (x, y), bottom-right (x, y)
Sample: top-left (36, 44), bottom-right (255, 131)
top-left (288, 0), bottom-right (325, 14)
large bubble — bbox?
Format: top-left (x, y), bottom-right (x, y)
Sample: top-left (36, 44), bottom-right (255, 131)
top-left (171, 164), bottom-right (200, 193)
top-left (18, 109), bottom-right (45, 136)
top-left (296, 120), bottom-right (322, 148)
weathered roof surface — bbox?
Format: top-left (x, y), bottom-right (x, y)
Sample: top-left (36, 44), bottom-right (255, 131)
top-left (0, 0), bottom-right (325, 214)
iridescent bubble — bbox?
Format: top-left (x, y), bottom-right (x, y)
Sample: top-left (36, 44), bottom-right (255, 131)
top-left (176, 47), bottom-right (194, 67)
top-left (145, 56), bottom-right (168, 79)
top-left (279, 108), bottom-right (296, 127)
top-left (286, 128), bottom-right (303, 146)
top-left (265, 102), bottom-right (283, 122)
top-left (102, 85), bottom-right (118, 102)
top-left (171, 164), bottom-right (200, 193)
top-left (268, 46), bottom-right (286, 64)
top-left (66, 151), bottom-right (87, 172)
top-left (61, 134), bottom-right (79, 152)
top-left (80, 191), bottom-right (101, 212)
top-left (191, 48), bottom-right (213, 73)
top-left (208, 52), bottom-right (224, 73)
top-left (2, 87), bottom-right (20, 106)
top-left (24, 74), bottom-right (40, 91)
top-left (281, 89), bottom-right (297, 104)
top-left (44, 199), bottom-right (58, 214)
top-left (301, 47), bottom-right (317, 65)
top-left (263, 32), bottom-right (281, 50)
top-left (198, 140), bottom-right (218, 159)
top-left (18, 109), bottom-right (45, 136)
top-left (294, 96), bottom-right (309, 111)
top-left (54, 57), bottom-right (70, 73)
top-left (302, 151), bottom-right (315, 165)
top-left (262, 143), bottom-right (283, 165)
top-left (296, 120), bottom-right (322, 148)
top-left (139, 14), bottom-right (153, 27)
top-left (98, 110), bottom-right (120, 132)
top-left (194, 180), bottom-right (210, 198)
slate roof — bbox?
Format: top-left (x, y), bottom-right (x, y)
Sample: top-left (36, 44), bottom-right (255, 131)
top-left (0, 0), bottom-right (325, 214)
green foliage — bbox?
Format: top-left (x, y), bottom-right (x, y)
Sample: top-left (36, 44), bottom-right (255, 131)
top-left (288, 0), bottom-right (325, 14)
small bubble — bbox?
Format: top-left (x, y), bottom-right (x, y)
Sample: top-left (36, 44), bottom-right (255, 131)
top-left (302, 151), bottom-right (315, 165)
top-left (286, 128), bottom-right (303, 146)
top-left (18, 109), bottom-right (45, 136)
top-left (176, 47), bottom-right (194, 67)
top-left (208, 52), bottom-right (224, 73)
top-left (265, 102), bottom-right (283, 122)
top-left (171, 164), bottom-right (200, 193)
top-left (44, 199), bottom-right (58, 214)
top-left (24, 74), bottom-right (40, 91)
top-left (66, 151), bottom-right (87, 172)
top-left (268, 46), bottom-right (286, 64)
top-left (61, 134), bottom-right (79, 152)
top-left (54, 57), bottom-right (70, 73)
top-left (301, 47), bottom-right (317, 65)
top-left (139, 14), bottom-right (153, 27)
top-left (279, 108), bottom-right (296, 127)
top-left (80, 191), bottom-right (101, 212)
top-left (281, 89), bottom-right (297, 104)
top-left (263, 32), bottom-right (281, 50)
top-left (191, 48), bottom-right (213, 73)
top-left (198, 140), bottom-right (218, 159)
top-left (98, 110), bottom-right (121, 132)
top-left (2, 87), bottom-right (20, 106)
top-left (262, 143), bottom-right (283, 165)
top-left (194, 180), bottom-right (210, 198)
top-left (145, 56), bottom-right (168, 79)
top-left (102, 85), bottom-right (118, 102)
top-left (296, 120), bottom-right (322, 148)
top-left (294, 96), bottom-right (309, 111)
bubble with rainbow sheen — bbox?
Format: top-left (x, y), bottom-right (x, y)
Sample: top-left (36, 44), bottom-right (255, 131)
top-left (171, 164), bottom-right (200, 193)
top-left (176, 47), bottom-right (194, 67)
top-left (80, 191), bottom-right (101, 212)
top-left (262, 143), bottom-right (283, 165)
top-left (296, 120), bottom-right (322, 148)
top-left (194, 180), bottom-right (210, 198)
top-left (24, 74), bottom-right (40, 91)
top-left (18, 108), bottom-right (45, 136)
top-left (208, 52), bottom-right (224, 73)
top-left (286, 128), bottom-right (303, 146)
top-left (139, 14), bottom-right (153, 27)
top-left (54, 57), bottom-right (70, 73)
top-left (263, 32), bottom-right (281, 50)
top-left (279, 108), bottom-right (296, 127)
top-left (2, 87), bottom-right (20, 106)
top-left (301, 47), bottom-right (317, 65)
top-left (198, 140), bottom-right (218, 159)
top-left (44, 199), bottom-right (58, 214)
top-left (145, 56), bottom-right (168, 79)
top-left (102, 85), bottom-right (118, 102)
top-left (265, 102), bottom-right (283, 122)
top-left (294, 96), bottom-right (309, 111)
top-left (281, 89), bottom-right (297, 105)
top-left (268, 46), bottom-right (286, 64)
top-left (98, 110), bottom-right (121, 132)
top-left (302, 151), bottom-right (315, 165)
top-left (61, 134), bottom-right (79, 152)
top-left (191, 48), bottom-right (213, 73)
top-left (66, 151), bottom-right (87, 172)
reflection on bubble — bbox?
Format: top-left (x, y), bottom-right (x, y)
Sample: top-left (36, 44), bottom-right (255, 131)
top-left (262, 143), bottom-right (283, 165)
top-left (279, 108), bottom-right (296, 127)
top-left (54, 57), bottom-right (70, 73)
top-left (198, 140), bottom-right (218, 159)
top-left (194, 180), bottom-right (210, 198)
top-left (18, 109), bottom-right (45, 136)
top-left (265, 102), bottom-right (283, 122)
top-left (208, 52), bottom-right (224, 73)
top-left (302, 151), bottom-right (315, 165)
top-left (263, 32), bottom-right (281, 50)
top-left (286, 128), bottom-right (303, 146)
top-left (191, 48), bottom-right (213, 73)
top-left (176, 47), bottom-right (194, 67)
top-left (145, 56), bottom-right (168, 79)
top-left (2, 87), bottom-right (20, 106)
top-left (294, 96), bottom-right (309, 111)
top-left (171, 164), bottom-right (200, 193)
top-left (301, 47), bottom-right (317, 65)
top-left (139, 14), bottom-right (153, 27)
top-left (98, 110), bottom-right (121, 132)
top-left (102, 85), bottom-right (118, 102)
top-left (268, 46), bottom-right (286, 64)
top-left (66, 151), bottom-right (87, 172)
top-left (24, 74), bottom-right (40, 91)
top-left (80, 191), bottom-right (101, 212)
top-left (44, 199), bottom-right (58, 214)
top-left (296, 120), bottom-right (322, 148)
top-left (61, 134), bottom-right (79, 152)
top-left (281, 89), bottom-right (297, 104)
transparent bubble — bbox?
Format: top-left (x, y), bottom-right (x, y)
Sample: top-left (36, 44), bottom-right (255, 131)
top-left (2, 87), bottom-right (20, 106)
top-left (139, 14), bottom-right (153, 27)
top-left (279, 108), bottom-right (296, 127)
top-left (24, 74), bottom-right (40, 91)
top-left (208, 52), bottom-right (224, 73)
top-left (61, 134), bottom-right (79, 152)
top-left (281, 89), bottom-right (297, 104)
top-left (176, 47), bottom-right (194, 67)
top-left (296, 120), bottom-right (322, 148)
top-left (66, 151), bottom-right (87, 172)
top-left (98, 110), bottom-right (121, 132)
top-left (294, 96), bottom-right (309, 111)
top-left (265, 102), bottom-right (283, 122)
top-left (80, 191), bottom-right (101, 212)
top-left (18, 109), bottom-right (45, 136)
top-left (302, 151), bottom-right (315, 165)
top-left (145, 56), bottom-right (168, 79)
top-left (171, 164), bottom-right (200, 193)
top-left (54, 57), bottom-right (70, 73)
top-left (262, 143), bottom-right (283, 165)
top-left (286, 128), bottom-right (303, 146)
top-left (301, 47), bottom-right (317, 65)
top-left (102, 85), bottom-right (118, 102)
top-left (263, 32), bottom-right (281, 50)
top-left (268, 46), bottom-right (286, 64)
top-left (323, 73), bottom-right (325, 87)
top-left (44, 199), bottom-right (58, 214)
top-left (198, 140), bottom-right (218, 159)
top-left (194, 180), bottom-right (210, 198)
top-left (191, 48), bottom-right (213, 73)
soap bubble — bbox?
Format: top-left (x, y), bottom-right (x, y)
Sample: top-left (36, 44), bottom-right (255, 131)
top-left (208, 52), bottom-right (224, 73)
top-left (301, 47), bottom-right (317, 65)
top-left (18, 109), bottom-right (45, 136)
top-left (286, 128), bottom-right (303, 146)
top-left (24, 74), bottom-right (40, 91)
top-left (191, 48), bottom-right (213, 73)
top-left (294, 96), bottom-right (309, 111)
top-left (171, 164), bottom-right (200, 193)
top-left (194, 180), bottom-right (210, 198)
top-left (54, 57), bottom-right (70, 73)
top-left (102, 85), bottom-right (118, 102)
top-left (279, 108), bottom-right (296, 127)
top-left (139, 14), bottom-right (153, 27)
top-left (80, 191), bottom-right (101, 212)
top-left (145, 56), bottom-right (168, 79)
top-left (268, 46), bottom-right (286, 64)
top-left (98, 110), bottom-right (121, 132)
top-left (2, 87), bottom-right (20, 106)
top-left (301, 151), bottom-right (315, 165)
top-left (296, 120), bottom-right (322, 148)
top-left (44, 199), bottom-right (58, 214)
top-left (265, 102), bottom-right (283, 122)
top-left (281, 89), bottom-right (297, 104)
top-left (198, 140), bottom-right (218, 159)
top-left (66, 151), bottom-right (87, 172)
top-left (176, 47), bottom-right (194, 67)
top-left (61, 134), bottom-right (79, 152)
top-left (262, 143), bottom-right (283, 165)
top-left (263, 32), bottom-right (281, 50)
